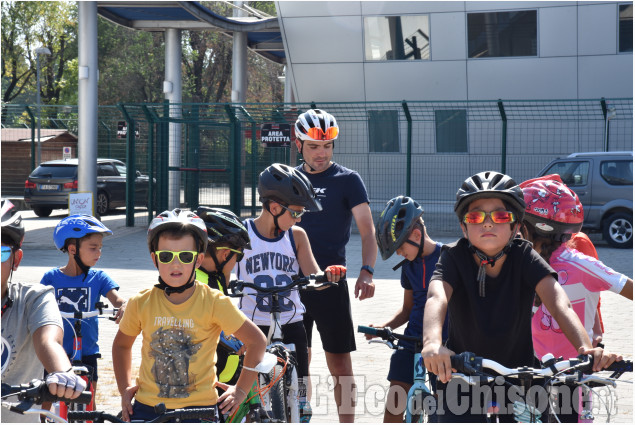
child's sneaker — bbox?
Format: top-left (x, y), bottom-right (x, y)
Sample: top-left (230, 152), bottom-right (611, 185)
top-left (300, 401), bottom-right (312, 423)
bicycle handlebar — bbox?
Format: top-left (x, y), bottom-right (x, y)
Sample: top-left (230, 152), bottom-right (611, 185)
top-left (1, 379), bottom-right (93, 407)
top-left (449, 351), bottom-right (633, 387)
top-left (67, 404), bottom-right (219, 423)
top-left (228, 274), bottom-right (338, 297)
top-left (357, 325), bottom-right (422, 350)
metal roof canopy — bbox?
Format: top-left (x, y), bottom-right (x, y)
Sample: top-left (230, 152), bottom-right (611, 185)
top-left (97, 1), bottom-right (285, 63)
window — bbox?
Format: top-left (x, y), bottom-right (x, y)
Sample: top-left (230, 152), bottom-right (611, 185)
top-left (435, 110), bottom-right (467, 153)
top-left (98, 164), bottom-right (118, 177)
top-left (467, 10), bottom-right (537, 58)
top-left (115, 163), bottom-right (127, 177)
top-left (32, 165), bottom-right (77, 178)
top-left (601, 160), bottom-right (632, 185)
top-left (368, 110), bottom-right (399, 152)
top-left (364, 15), bottom-right (430, 60)
top-left (544, 161), bottom-right (590, 187)
top-left (619, 4), bottom-right (633, 53)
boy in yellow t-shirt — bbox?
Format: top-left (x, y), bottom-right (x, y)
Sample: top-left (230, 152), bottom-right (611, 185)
top-left (112, 209), bottom-right (266, 422)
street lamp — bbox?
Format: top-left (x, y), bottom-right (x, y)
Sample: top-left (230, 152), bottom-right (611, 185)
top-left (35, 46), bottom-right (51, 166)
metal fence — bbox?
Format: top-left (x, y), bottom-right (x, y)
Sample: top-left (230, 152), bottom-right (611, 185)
top-left (2, 98), bottom-right (632, 232)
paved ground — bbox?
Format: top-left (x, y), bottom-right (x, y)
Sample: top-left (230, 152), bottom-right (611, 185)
top-left (12, 208), bottom-right (634, 422)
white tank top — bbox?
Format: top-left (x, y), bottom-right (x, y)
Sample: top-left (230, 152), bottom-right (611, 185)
top-left (236, 219), bottom-right (305, 326)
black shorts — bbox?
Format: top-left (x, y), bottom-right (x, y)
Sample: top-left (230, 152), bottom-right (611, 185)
top-left (300, 279), bottom-right (356, 354)
top-left (258, 321), bottom-right (309, 380)
top-left (44, 353), bottom-right (100, 382)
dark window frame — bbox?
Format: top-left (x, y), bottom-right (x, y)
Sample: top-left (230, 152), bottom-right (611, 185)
top-left (619, 3), bottom-right (633, 53)
top-left (363, 14), bottom-right (431, 61)
top-left (467, 9), bottom-right (538, 58)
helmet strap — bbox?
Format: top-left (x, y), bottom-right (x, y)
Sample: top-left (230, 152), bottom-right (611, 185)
top-left (73, 241), bottom-right (91, 282)
top-left (468, 233), bottom-right (516, 297)
top-left (392, 239), bottom-right (423, 271)
top-left (264, 201), bottom-right (286, 237)
top-left (154, 263), bottom-right (198, 296)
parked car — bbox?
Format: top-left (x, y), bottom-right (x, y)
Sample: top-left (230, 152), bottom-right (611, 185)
top-left (538, 151), bottom-right (633, 248)
top-left (24, 158), bottom-right (153, 217)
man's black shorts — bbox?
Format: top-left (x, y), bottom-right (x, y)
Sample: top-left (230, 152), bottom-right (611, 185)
top-left (300, 279), bottom-right (356, 354)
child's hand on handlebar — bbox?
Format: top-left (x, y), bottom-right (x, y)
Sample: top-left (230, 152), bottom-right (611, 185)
top-left (324, 265), bottom-right (346, 282)
top-left (422, 343), bottom-right (456, 384)
top-left (578, 345), bottom-right (623, 372)
top-left (114, 301), bottom-right (127, 324)
top-left (44, 370), bottom-right (87, 400)
top-left (363, 324), bottom-right (379, 340)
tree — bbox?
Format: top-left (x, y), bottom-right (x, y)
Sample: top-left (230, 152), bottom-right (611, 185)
top-left (1, 1), bottom-right (77, 105)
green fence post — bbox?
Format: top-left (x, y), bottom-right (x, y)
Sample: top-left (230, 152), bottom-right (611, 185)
top-left (141, 105), bottom-right (156, 222)
top-left (600, 98), bottom-right (609, 152)
top-left (224, 105), bottom-right (241, 215)
top-left (24, 106), bottom-right (36, 171)
top-left (497, 100), bottom-right (507, 174)
top-left (161, 100), bottom-right (170, 212)
top-left (188, 105), bottom-right (201, 209)
top-left (116, 103), bottom-right (136, 227)
top-left (251, 121), bottom-right (257, 217)
top-left (401, 101), bottom-right (412, 196)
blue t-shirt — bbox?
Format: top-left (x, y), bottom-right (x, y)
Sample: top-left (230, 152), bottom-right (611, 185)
top-left (295, 162), bottom-right (369, 269)
top-left (41, 268), bottom-right (119, 356)
top-left (400, 242), bottom-right (448, 349)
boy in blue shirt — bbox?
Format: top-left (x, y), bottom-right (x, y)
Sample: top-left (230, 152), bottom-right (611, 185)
top-left (41, 214), bottom-right (127, 409)
top-left (363, 196), bottom-right (447, 422)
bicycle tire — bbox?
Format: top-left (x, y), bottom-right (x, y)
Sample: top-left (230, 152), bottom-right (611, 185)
top-left (269, 365), bottom-right (288, 422)
top-left (285, 367), bottom-right (300, 423)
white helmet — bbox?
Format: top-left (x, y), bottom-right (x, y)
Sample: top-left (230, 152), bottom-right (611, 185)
top-left (294, 109), bottom-right (339, 142)
top-left (147, 208), bottom-right (208, 253)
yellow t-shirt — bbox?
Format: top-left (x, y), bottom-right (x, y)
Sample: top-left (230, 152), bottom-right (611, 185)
top-left (118, 281), bottom-right (246, 408)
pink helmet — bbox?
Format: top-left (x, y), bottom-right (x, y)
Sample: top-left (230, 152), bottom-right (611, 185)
top-left (520, 174), bottom-right (584, 240)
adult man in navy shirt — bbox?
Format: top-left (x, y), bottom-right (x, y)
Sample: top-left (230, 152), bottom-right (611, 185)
top-left (294, 109), bottom-right (377, 422)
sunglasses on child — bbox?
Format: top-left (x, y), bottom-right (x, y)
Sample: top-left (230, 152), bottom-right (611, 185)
top-left (304, 127), bottom-right (339, 141)
top-left (279, 204), bottom-right (306, 219)
top-left (463, 210), bottom-right (516, 224)
top-left (216, 247), bottom-right (244, 262)
top-left (1, 246), bottom-right (12, 263)
top-left (155, 250), bottom-right (199, 264)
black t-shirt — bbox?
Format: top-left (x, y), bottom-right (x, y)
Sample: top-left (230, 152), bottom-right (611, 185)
top-left (295, 162), bottom-right (369, 269)
top-left (432, 238), bottom-right (556, 368)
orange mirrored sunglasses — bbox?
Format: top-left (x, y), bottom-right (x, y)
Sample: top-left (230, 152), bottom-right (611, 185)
top-left (305, 127), bottom-right (338, 141)
top-left (463, 210), bottom-right (516, 224)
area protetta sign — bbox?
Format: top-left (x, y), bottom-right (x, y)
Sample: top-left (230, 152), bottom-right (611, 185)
top-left (261, 123), bottom-right (291, 147)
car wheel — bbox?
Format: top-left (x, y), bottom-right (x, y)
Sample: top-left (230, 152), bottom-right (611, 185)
top-left (602, 212), bottom-right (633, 248)
top-left (33, 207), bottom-right (53, 218)
top-left (96, 192), bottom-right (110, 216)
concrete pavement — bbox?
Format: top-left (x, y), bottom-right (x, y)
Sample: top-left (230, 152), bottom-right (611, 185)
top-left (11, 209), bottom-right (633, 422)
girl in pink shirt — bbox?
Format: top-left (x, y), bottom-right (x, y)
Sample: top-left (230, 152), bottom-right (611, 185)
top-left (520, 175), bottom-right (632, 361)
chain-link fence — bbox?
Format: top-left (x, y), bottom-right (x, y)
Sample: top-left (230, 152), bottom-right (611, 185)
top-left (2, 98), bottom-right (632, 231)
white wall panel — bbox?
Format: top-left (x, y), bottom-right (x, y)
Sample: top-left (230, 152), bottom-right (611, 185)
top-left (578, 3), bottom-right (617, 55)
top-left (578, 54), bottom-right (634, 98)
top-left (467, 57), bottom-right (578, 99)
top-left (364, 61), bottom-right (467, 101)
top-left (430, 12), bottom-right (466, 60)
top-left (277, 1), bottom-right (361, 17)
top-left (282, 16), bottom-right (363, 63)
top-left (293, 63), bottom-right (366, 102)
top-left (361, 1), bottom-right (465, 15)
top-left (539, 6), bottom-right (578, 57)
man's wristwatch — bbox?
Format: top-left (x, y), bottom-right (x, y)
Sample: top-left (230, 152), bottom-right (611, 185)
top-left (360, 265), bottom-right (374, 275)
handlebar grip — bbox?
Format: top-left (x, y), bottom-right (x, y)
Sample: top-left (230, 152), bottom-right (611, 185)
top-left (314, 273), bottom-right (328, 283)
top-left (450, 352), bottom-right (481, 374)
top-left (171, 408), bottom-right (218, 421)
top-left (41, 389), bottom-right (93, 405)
top-left (357, 325), bottom-right (378, 335)
top-left (606, 359), bottom-right (633, 373)
top-left (67, 411), bottom-right (123, 422)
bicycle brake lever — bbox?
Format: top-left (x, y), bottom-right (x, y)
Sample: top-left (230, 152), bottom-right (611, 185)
top-left (368, 340), bottom-right (395, 349)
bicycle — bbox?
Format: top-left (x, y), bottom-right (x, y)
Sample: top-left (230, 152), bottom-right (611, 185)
top-left (448, 351), bottom-right (633, 422)
top-left (228, 273), bottom-right (338, 423)
top-left (68, 403), bottom-right (220, 423)
top-left (56, 301), bottom-right (119, 420)
top-left (1, 379), bottom-right (92, 423)
top-left (358, 325), bottom-right (436, 423)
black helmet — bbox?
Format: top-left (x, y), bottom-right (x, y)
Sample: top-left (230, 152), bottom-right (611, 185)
top-left (196, 206), bottom-right (251, 250)
top-left (454, 171), bottom-right (526, 222)
top-left (1, 199), bottom-right (25, 248)
top-left (147, 208), bottom-right (208, 253)
top-left (376, 196), bottom-right (424, 260)
top-left (258, 163), bottom-right (322, 212)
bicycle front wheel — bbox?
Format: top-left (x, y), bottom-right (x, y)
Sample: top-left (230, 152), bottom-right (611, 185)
top-left (269, 364), bottom-right (288, 422)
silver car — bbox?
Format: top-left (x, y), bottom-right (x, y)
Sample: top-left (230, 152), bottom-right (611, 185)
top-left (539, 151), bottom-right (633, 248)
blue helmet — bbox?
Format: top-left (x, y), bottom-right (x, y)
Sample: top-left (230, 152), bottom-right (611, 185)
top-left (53, 214), bottom-right (112, 251)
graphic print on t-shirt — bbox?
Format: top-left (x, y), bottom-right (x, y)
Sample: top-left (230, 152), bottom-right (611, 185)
top-left (149, 325), bottom-right (201, 398)
top-left (1, 335), bottom-right (14, 374)
top-left (56, 287), bottom-right (90, 312)
top-left (244, 252), bottom-right (296, 312)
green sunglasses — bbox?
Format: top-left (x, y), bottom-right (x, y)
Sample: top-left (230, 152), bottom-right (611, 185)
top-left (155, 250), bottom-right (199, 264)
top-left (216, 246), bottom-right (244, 262)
